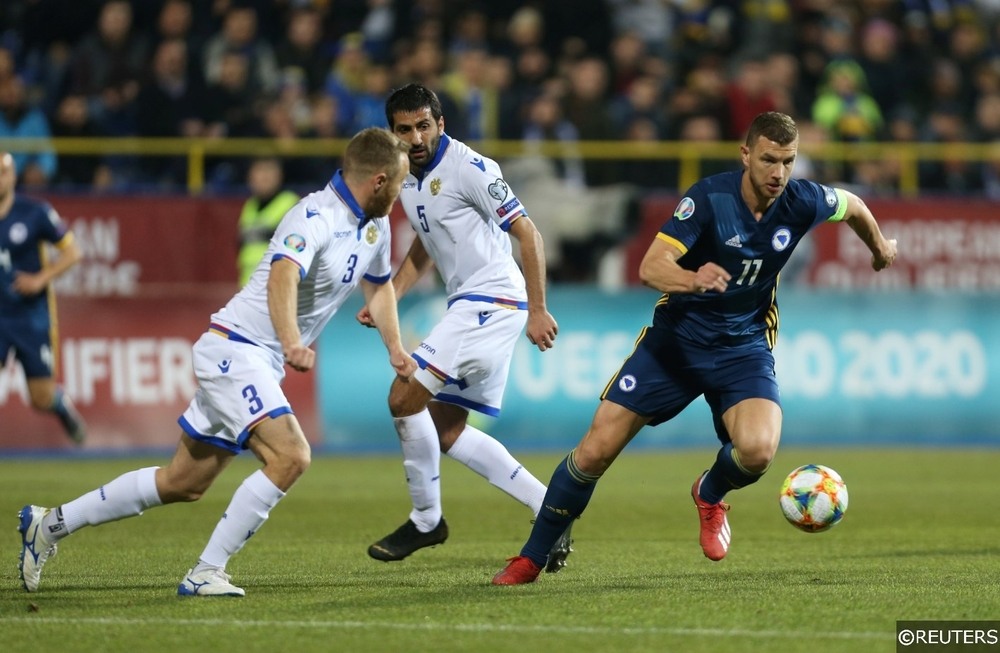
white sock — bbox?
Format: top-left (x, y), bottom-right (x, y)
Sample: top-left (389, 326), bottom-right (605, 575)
top-left (53, 467), bottom-right (162, 539)
top-left (196, 469), bottom-right (285, 570)
top-left (395, 410), bottom-right (442, 531)
top-left (446, 425), bottom-right (546, 516)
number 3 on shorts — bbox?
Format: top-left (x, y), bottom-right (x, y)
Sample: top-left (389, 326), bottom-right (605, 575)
top-left (242, 385), bottom-right (264, 415)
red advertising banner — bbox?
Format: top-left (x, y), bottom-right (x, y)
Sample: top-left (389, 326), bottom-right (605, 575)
top-left (628, 196), bottom-right (1000, 290)
top-left (806, 198), bottom-right (1000, 290)
top-left (1, 197), bottom-right (318, 451)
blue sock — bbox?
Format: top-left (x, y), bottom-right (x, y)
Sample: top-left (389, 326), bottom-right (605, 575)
top-left (520, 451), bottom-right (600, 567)
top-left (698, 442), bottom-right (764, 504)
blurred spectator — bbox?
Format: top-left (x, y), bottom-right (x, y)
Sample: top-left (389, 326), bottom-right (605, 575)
top-left (274, 6), bottom-right (331, 95)
top-left (732, 0), bottom-right (796, 59)
top-left (607, 31), bottom-right (648, 97)
top-left (134, 38), bottom-right (209, 187)
top-left (725, 54), bottom-right (778, 140)
top-left (0, 76), bottom-right (56, 187)
top-left (448, 6), bottom-right (490, 55)
top-left (237, 157), bottom-right (299, 286)
top-left (522, 91), bottom-right (586, 189)
top-left (918, 105), bottom-right (983, 193)
top-left (203, 4), bottom-right (279, 96)
top-left (202, 50), bottom-right (258, 139)
top-left (610, 73), bottom-right (664, 139)
top-left (858, 19), bottom-right (909, 119)
top-left (441, 47), bottom-right (498, 140)
top-left (154, 0), bottom-right (206, 79)
top-left (50, 93), bottom-right (113, 190)
top-left (766, 51), bottom-right (812, 119)
top-left (812, 60), bottom-right (885, 142)
top-left (605, 0), bottom-right (673, 58)
top-left (355, 76), bottom-right (396, 131)
top-left (973, 91), bottom-right (1000, 141)
top-left (323, 32), bottom-right (372, 135)
top-left (67, 0), bottom-right (147, 135)
top-left (359, 0), bottom-right (397, 63)
top-left (564, 56), bottom-right (618, 186)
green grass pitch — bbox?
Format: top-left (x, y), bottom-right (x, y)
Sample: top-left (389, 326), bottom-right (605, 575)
top-left (1, 447), bottom-right (998, 653)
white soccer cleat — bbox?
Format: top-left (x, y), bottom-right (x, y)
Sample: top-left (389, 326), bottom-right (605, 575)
top-left (177, 567), bottom-right (246, 597)
top-left (18, 505), bottom-right (57, 592)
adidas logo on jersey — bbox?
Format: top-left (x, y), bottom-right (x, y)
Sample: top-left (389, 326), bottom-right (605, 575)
top-left (725, 234), bottom-right (743, 248)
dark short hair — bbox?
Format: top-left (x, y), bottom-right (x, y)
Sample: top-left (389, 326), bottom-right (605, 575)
top-left (343, 127), bottom-right (409, 180)
top-left (384, 83), bottom-right (443, 128)
top-left (745, 112), bottom-right (798, 146)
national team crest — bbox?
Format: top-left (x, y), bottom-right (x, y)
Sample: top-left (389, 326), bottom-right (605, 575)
top-left (430, 178), bottom-right (442, 196)
top-left (771, 228), bottom-right (792, 251)
top-left (365, 224), bottom-right (378, 244)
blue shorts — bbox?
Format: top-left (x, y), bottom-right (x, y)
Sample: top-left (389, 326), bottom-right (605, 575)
top-left (0, 314), bottom-right (54, 379)
top-left (600, 325), bottom-right (780, 442)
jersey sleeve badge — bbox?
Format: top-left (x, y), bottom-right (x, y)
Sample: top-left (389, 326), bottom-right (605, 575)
top-left (673, 197), bottom-right (695, 221)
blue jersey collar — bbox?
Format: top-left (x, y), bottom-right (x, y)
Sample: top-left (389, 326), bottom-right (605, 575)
top-left (329, 170), bottom-right (367, 223)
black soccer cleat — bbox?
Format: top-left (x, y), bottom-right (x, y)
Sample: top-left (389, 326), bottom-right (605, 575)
top-left (368, 518), bottom-right (449, 561)
top-left (545, 520), bottom-right (575, 573)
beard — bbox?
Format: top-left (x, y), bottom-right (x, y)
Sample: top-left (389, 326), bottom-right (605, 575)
top-left (364, 185), bottom-right (397, 218)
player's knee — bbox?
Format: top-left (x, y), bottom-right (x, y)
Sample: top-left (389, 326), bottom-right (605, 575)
top-left (735, 443), bottom-right (775, 474)
top-left (387, 374), bottom-right (434, 418)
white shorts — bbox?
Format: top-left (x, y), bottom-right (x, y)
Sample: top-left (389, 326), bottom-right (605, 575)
top-left (412, 299), bottom-right (527, 416)
top-left (178, 330), bottom-right (292, 453)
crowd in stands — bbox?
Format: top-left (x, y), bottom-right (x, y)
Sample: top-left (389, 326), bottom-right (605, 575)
top-left (1, 0), bottom-right (1000, 197)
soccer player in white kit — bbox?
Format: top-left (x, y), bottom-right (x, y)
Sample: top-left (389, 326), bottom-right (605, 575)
top-left (16, 128), bottom-right (416, 597)
top-left (359, 84), bottom-right (572, 571)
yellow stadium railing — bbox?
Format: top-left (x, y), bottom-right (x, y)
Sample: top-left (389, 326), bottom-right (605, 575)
top-left (5, 137), bottom-right (1000, 196)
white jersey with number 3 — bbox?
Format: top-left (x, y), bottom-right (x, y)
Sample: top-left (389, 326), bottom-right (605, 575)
top-left (397, 134), bottom-right (527, 304)
top-left (211, 170), bottom-right (393, 353)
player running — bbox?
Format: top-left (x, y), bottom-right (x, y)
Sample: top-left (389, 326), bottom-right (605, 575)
top-left (359, 84), bottom-right (572, 571)
top-left (492, 111), bottom-right (898, 585)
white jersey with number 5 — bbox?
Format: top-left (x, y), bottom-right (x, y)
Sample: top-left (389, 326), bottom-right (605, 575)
top-left (211, 170), bottom-right (393, 353)
top-left (397, 133), bottom-right (527, 305)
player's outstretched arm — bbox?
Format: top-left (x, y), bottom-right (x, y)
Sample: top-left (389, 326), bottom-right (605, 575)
top-left (842, 191), bottom-right (897, 271)
top-left (361, 278), bottom-right (417, 378)
top-left (355, 237), bottom-right (435, 328)
top-left (268, 258), bottom-right (314, 372)
top-left (508, 215), bottom-right (558, 352)
top-left (639, 236), bottom-right (730, 294)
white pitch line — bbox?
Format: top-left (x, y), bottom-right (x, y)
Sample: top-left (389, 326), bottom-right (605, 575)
top-left (0, 616), bottom-right (888, 640)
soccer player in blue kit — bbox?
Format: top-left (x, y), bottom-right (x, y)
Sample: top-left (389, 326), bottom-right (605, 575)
top-left (0, 151), bottom-right (87, 444)
top-left (17, 128), bottom-right (417, 596)
top-left (492, 112), bottom-right (898, 584)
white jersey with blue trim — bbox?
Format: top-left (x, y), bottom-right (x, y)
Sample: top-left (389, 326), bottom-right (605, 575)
top-left (211, 170), bottom-right (392, 352)
top-left (397, 134), bottom-right (527, 304)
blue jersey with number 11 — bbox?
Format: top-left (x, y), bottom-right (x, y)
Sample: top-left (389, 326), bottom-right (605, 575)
top-left (655, 170), bottom-right (847, 348)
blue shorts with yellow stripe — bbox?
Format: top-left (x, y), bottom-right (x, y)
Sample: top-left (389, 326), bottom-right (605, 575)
top-left (600, 325), bottom-right (780, 442)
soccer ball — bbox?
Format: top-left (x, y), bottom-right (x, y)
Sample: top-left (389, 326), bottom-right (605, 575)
top-left (779, 464), bottom-right (849, 533)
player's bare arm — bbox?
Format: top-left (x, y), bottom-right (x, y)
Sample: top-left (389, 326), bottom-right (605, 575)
top-left (11, 236), bottom-right (82, 296)
top-left (639, 236), bottom-right (730, 294)
top-left (843, 191), bottom-right (897, 271)
top-left (267, 257), bottom-right (314, 372)
top-left (355, 236), bottom-right (435, 328)
top-left (508, 215), bottom-right (558, 352)
top-left (361, 278), bottom-right (417, 378)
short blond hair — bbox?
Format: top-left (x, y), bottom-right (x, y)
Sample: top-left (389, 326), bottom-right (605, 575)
top-left (343, 128), bottom-right (408, 181)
